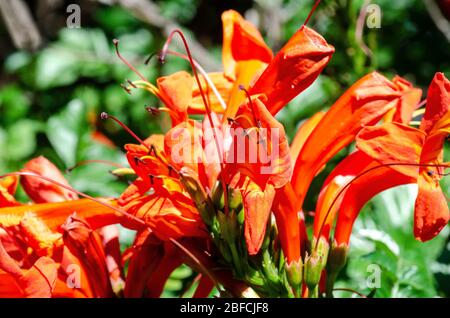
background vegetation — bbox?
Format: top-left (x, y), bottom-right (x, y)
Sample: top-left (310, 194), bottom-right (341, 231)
top-left (0, 0), bottom-right (449, 297)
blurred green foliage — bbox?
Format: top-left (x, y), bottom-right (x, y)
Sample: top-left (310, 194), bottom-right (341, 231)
top-left (0, 0), bottom-right (449, 297)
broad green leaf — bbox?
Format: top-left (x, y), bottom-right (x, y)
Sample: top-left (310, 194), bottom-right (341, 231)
top-left (47, 99), bottom-right (86, 167)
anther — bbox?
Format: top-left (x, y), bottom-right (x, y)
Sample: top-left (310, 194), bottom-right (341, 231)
top-left (120, 84), bottom-right (132, 95)
top-left (145, 106), bottom-right (160, 116)
top-left (134, 156), bottom-right (145, 166)
top-left (127, 79), bottom-right (137, 88)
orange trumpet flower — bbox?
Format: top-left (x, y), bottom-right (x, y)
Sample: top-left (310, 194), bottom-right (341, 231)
top-left (291, 73), bottom-right (423, 215)
top-left (311, 72), bottom-right (449, 250)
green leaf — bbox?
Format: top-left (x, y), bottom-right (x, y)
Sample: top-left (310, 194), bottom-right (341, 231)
top-left (4, 119), bottom-right (41, 161)
top-left (46, 99), bottom-right (86, 167)
top-left (0, 85), bottom-right (31, 124)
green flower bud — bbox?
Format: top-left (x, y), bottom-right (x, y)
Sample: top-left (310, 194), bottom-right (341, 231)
top-left (228, 188), bottom-right (243, 211)
top-left (304, 237), bottom-right (330, 291)
top-left (304, 251), bottom-right (324, 291)
top-left (325, 241), bottom-right (349, 297)
top-left (285, 259), bottom-right (303, 289)
top-left (327, 241), bottom-right (348, 275)
top-left (313, 236), bottom-right (330, 269)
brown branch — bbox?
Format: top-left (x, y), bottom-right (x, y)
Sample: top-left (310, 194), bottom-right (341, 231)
top-left (0, 0), bottom-right (42, 50)
top-left (424, 0), bottom-right (450, 42)
top-left (92, 0), bottom-right (221, 71)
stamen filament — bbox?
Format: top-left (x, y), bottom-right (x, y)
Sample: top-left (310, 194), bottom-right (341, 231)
top-left (100, 112), bottom-right (149, 150)
top-left (67, 160), bottom-right (127, 173)
top-left (160, 29), bottom-right (229, 214)
top-left (333, 288), bottom-right (367, 298)
top-left (302, 0), bottom-right (322, 28)
top-left (113, 39), bottom-right (149, 83)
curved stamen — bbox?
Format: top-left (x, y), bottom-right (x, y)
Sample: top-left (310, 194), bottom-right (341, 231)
top-left (333, 288), bottom-right (367, 298)
top-left (314, 162), bottom-right (450, 251)
top-left (113, 39), bottom-right (148, 83)
top-left (100, 112), bottom-right (149, 150)
top-left (67, 160), bottom-right (127, 173)
top-left (302, 0), bottom-right (322, 28)
top-left (160, 29), bottom-right (214, 118)
top-left (0, 172), bottom-right (146, 227)
top-left (159, 29), bottom-right (229, 214)
top-left (144, 52), bottom-right (157, 65)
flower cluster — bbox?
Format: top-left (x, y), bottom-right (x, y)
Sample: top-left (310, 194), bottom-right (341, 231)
top-left (0, 6), bottom-right (448, 298)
